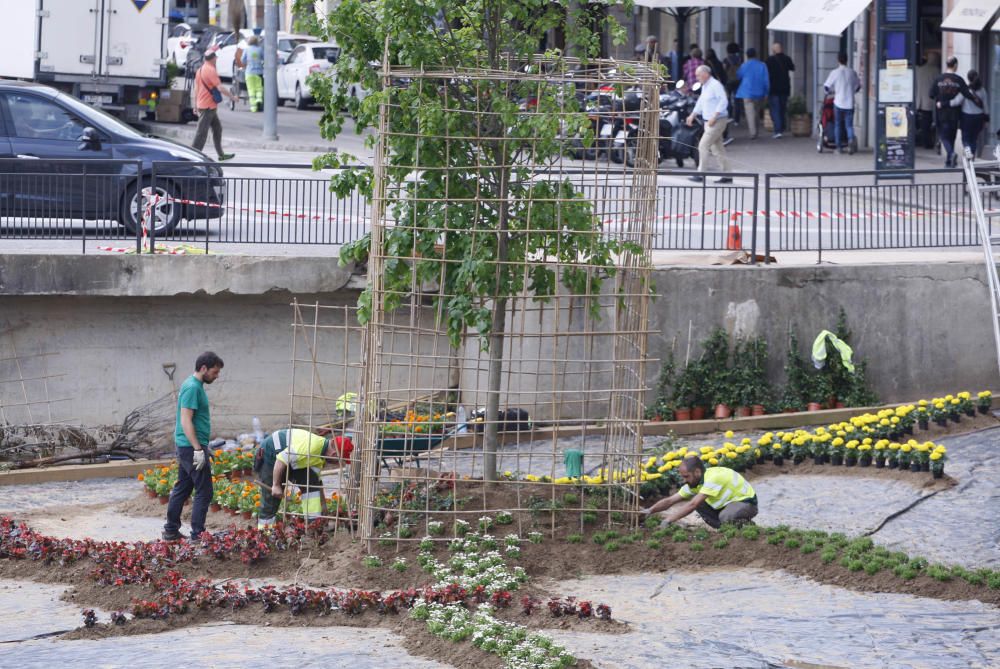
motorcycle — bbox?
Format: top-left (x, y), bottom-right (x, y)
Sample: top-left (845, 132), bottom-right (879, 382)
top-left (569, 88), bottom-right (617, 160)
top-left (608, 90), bottom-right (644, 164)
top-left (623, 87), bottom-right (697, 168)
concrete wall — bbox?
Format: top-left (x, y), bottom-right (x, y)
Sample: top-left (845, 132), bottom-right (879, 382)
top-left (0, 255), bottom-right (995, 432)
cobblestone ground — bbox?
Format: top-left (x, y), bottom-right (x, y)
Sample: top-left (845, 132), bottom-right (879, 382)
top-left (548, 570), bottom-right (1000, 669)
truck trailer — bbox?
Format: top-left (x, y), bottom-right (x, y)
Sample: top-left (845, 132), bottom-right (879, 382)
top-left (4, 0), bottom-right (169, 123)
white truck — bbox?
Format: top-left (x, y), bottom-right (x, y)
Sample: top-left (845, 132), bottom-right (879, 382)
top-left (3, 0), bottom-right (169, 122)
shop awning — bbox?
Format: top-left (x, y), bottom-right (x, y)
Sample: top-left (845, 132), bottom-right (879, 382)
top-left (941, 0), bottom-right (1000, 33)
top-left (767, 0), bottom-right (872, 38)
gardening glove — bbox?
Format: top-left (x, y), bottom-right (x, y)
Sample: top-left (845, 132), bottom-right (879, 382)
top-left (192, 448), bottom-right (207, 471)
top-left (658, 519), bottom-right (673, 530)
top-left (639, 507), bottom-right (652, 517)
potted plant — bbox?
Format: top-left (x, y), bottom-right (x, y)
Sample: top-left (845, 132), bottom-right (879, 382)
top-left (930, 445), bottom-right (947, 479)
top-left (886, 442), bottom-right (899, 469)
top-left (844, 441), bottom-right (858, 466)
top-left (647, 351), bottom-right (676, 422)
top-left (873, 441), bottom-right (886, 468)
top-left (779, 330), bottom-right (808, 413)
top-left (806, 371), bottom-right (832, 412)
top-left (916, 404), bottom-right (930, 430)
top-left (671, 361), bottom-right (699, 422)
top-left (977, 390), bottom-right (992, 414)
top-left (857, 443), bottom-right (873, 467)
top-left (787, 95), bottom-right (811, 137)
top-left (771, 442), bottom-right (784, 466)
top-left (699, 328), bottom-right (733, 419)
top-left (957, 391), bottom-right (976, 417)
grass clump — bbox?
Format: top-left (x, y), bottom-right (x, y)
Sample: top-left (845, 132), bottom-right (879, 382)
top-left (566, 534), bottom-right (584, 544)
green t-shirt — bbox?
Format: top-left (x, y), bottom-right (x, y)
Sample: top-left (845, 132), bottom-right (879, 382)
top-left (175, 375), bottom-right (211, 447)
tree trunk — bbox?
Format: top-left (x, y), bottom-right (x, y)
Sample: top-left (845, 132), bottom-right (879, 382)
top-left (483, 167), bottom-right (511, 481)
top-left (228, 0), bottom-right (245, 30)
top-left (197, 0), bottom-right (210, 25)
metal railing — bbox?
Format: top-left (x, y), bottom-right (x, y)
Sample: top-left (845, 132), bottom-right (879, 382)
top-left (0, 159), bottom-right (983, 260)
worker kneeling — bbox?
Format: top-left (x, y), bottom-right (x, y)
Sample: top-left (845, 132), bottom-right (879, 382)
top-left (253, 428), bottom-right (353, 530)
top-left (641, 455), bottom-right (758, 529)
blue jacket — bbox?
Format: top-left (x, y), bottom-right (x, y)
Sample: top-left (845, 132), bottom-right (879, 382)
top-left (735, 59), bottom-right (769, 99)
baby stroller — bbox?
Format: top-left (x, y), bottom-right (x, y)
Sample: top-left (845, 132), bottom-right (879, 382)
top-left (816, 93), bottom-right (857, 153)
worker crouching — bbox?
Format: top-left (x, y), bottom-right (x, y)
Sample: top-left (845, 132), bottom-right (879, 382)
top-left (641, 455), bottom-right (758, 529)
top-left (253, 428), bottom-right (353, 530)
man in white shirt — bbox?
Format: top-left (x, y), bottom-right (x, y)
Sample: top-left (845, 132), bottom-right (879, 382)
top-left (686, 65), bottom-right (732, 183)
top-left (823, 52), bottom-right (861, 154)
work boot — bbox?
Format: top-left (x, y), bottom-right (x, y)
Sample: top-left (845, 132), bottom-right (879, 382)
top-left (161, 529), bottom-right (187, 541)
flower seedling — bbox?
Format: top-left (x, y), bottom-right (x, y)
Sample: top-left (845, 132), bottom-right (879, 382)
top-left (690, 542), bottom-right (704, 552)
top-left (362, 555), bottom-right (383, 568)
top-left (427, 521), bottom-right (445, 536)
top-left (565, 534), bottom-right (583, 544)
top-left (604, 540), bottom-right (620, 552)
top-left (527, 531), bottom-right (544, 544)
top-left (713, 538), bottom-right (729, 550)
top-left (581, 511), bottom-right (598, 525)
top-left (391, 557), bottom-right (408, 573)
top-left (495, 511), bottom-right (514, 525)
top-left (646, 539), bottom-right (662, 550)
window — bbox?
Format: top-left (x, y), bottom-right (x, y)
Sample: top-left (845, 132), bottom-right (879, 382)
top-left (312, 47), bottom-right (340, 62)
top-left (5, 94), bottom-right (87, 141)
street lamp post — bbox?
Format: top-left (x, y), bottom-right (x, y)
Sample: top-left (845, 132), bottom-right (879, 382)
top-left (262, 0), bottom-right (278, 141)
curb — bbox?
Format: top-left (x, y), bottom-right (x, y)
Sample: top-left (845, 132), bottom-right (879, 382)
top-left (0, 459), bottom-right (173, 486)
top-left (137, 122), bottom-right (336, 155)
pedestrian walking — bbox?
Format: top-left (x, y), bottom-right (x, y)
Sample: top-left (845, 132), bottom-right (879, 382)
top-left (192, 47), bottom-right (236, 161)
top-left (242, 36), bottom-right (265, 112)
top-left (915, 52), bottom-right (939, 149)
top-left (163, 352), bottom-right (225, 541)
top-left (930, 56), bottom-right (972, 167)
top-left (765, 42), bottom-right (795, 138)
top-left (952, 70), bottom-right (989, 157)
top-left (665, 39), bottom-right (682, 83)
top-left (823, 52), bottom-right (861, 154)
top-left (705, 48), bottom-right (727, 87)
top-left (686, 65), bottom-right (731, 184)
top-left (735, 48), bottom-right (769, 140)
top-left (723, 43), bottom-right (743, 125)
top-left (683, 46), bottom-right (704, 90)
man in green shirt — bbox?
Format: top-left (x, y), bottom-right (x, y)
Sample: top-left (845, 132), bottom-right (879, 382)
top-left (163, 351), bottom-right (224, 541)
top-left (641, 456), bottom-right (758, 529)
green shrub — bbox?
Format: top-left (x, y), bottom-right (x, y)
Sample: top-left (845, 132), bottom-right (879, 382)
top-left (651, 528), bottom-right (670, 540)
top-left (581, 511), bottom-right (598, 525)
top-left (863, 559), bottom-right (882, 575)
top-left (713, 538), bottom-right (729, 550)
top-left (719, 524), bottom-right (739, 540)
top-left (562, 493), bottom-right (580, 506)
top-left (610, 511), bottom-right (626, 523)
top-left (927, 564), bottom-right (952, 582)
top-left (784, 538), bottom-right (801, 550)
top-left (391, 558), bottom-right (408, 573)
top-left (821, 548), bottom-right (838, 564)
top-left (693, 528), bottom-right (709, 541)
top-left (800, 542), bottom-right (817, 555)
top-left (987, 572), bottom-right (1000, 589)
top-left (528, 531), bottom-right (544, 544)
top-left (689, 542), bottom-right (704, 552)
top-left (362, 555), bottom-right (383, 568)
top-left (646, 540), bottom-right (663, 550)
top-left (566, 534), bottom-right (583, 544)
top-left (592, 532), bottom-right (607, 545)
top-left (644, 517), bottom-right (661, 530)
top-left (672, 530), bottom-right (688, 543)
top-left (605, 541), bottom-right (621, 552)
top-left (767, 533), bottom-right (785, 546)
top-left (604, 530), bottom-right (621, 540)
top-left (846, 559), bottom-right (864, 572)
top-left (740, 525), bottom-right (760, 541)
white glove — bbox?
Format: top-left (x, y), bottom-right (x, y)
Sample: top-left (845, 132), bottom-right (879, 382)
top-left (193, 449), bottom-right (206, 471)
top-left (639, 507), bottom-right (652, 517)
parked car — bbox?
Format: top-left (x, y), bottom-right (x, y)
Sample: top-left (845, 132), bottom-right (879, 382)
top-left (167, 23), bottom-right (217, 71)
top-left (217, 31), bottom-right (319, 80)
top-left (276, 42), bottom-right (341, 109)
top-left (0, 81), bottom-right (224, 235)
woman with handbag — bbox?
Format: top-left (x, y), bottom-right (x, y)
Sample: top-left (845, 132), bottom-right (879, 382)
top-left (952, 69), bottom-right (989, 157)
top-left (192, 46), bottom-right (236, 161)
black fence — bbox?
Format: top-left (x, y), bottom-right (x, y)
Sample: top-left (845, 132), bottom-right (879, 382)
top-left (0, 159), bottom-right (982, 259)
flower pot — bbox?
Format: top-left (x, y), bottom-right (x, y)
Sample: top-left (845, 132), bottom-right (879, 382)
top-left (714, 404), bottom-right (732, 419)
top-left (807, 402), bottom-right (822, 412)
top-left (830, 454), bottom-right (844, 466)
top-left (772, 455), bottom-right (784, 466)
top-left (978, 404), bottom-right (990, 415)
top-left (226, 507), bottom-right (237, 516)
top-left (757, 455), bottom-right (766, 464)
top-left (159, 495), bottom-right (169, 505)
top-left (921, 461), bottom-right (930, 472)
top-left (903, 426), bottom-right (914, 435)
top-left (650, 416), bottom-right (663, 423)
top-left (932, 468), bottom-right (944, 479)
top-left (241, 511), bottom-right (253, 520)
top-left (887, 458), bottom-right (898, 470)
top-left (845, 456), bottom-right (857, 467)
top-left (210, 503), bottom-right (222, 513)
top-left (692, 406), bottom-right (707, 420)
top-left (146, 489), bottom-right (157, 498)
top-left (782, 408), bottom-right (798, 414)
top-left (835, 401), bottom-right (846, 409)
top-left (790, 113), bottom-right (812, 137)
top-left (859, 455), bottom-right (872, 467)
top-left (751, 404), bottom-right (766, 416)
top-left (934, 418), bottom-right (948, 427)
top-left (813, 456), bottom-right (824, 466)
top-left (875, 456), bottom-right (885, 469)
top-left (909, 462), bottom-right (921, 473)
top-left (735, 406), bottom-right (751, 418)
top-left (918, 419), bottom-right (929, 430)
top-left (964, 408), bottom-right (976, 417)
top-left (674, 407), bottom-right (692, 422)
top-left (950, 413), bottom-right (962, 424)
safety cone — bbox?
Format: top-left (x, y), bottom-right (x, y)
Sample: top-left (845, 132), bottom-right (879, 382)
top-left (726, 213), bottom-right (742, 250)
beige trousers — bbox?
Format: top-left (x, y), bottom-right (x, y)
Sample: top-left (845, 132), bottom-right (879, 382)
top-left (697, 118), bottom-right (731, 173)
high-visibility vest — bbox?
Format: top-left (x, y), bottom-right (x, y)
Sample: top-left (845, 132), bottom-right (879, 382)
top-left (274, 429), bottom-right (328, 469)
top-left (678, 466), bottom-right (755, 510)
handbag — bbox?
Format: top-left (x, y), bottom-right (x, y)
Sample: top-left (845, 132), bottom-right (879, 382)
top-left (210, 87), bottom-right (223, 104)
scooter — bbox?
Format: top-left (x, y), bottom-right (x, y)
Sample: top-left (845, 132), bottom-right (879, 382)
top-left (569, 88), bottom-right (617, 160)
top-left (608, 90), bottom-right (643, 164)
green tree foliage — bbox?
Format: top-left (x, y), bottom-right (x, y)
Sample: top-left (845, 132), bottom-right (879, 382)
top-left (298, 0), bottom-right (639, 478)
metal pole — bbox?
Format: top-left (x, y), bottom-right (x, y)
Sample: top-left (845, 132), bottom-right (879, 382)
top-left (262, 0), bottom-right (279, 141)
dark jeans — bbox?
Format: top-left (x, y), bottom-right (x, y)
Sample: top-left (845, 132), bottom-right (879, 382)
top-left (256, 458), bottom-right (324, 522)
top-left (164, 447), bottom-right (213, 537)
top-left (961, 113), bottom-right (987, 157)
top-left (768, 94), bottom-right (788, 134)
top-left (834, 106), bottom-right (855, 148)
top-left (938, 117), bottom-right (959, 163)
top-left (916, 110), bottom-right (935, 149)
top-left (192, 107), bottom-right (225, 158)
top-left (695, 499), bottom-right (758, 529)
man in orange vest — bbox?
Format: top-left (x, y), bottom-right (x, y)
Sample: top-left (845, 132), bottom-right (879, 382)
top-left (192, 46), bottom-right (236, 161)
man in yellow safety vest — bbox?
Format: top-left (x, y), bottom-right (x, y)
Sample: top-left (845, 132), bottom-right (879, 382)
top-left (641, 456), bottom-right (758, 529)
top-left (253, 428), bottom-right (353, 529)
